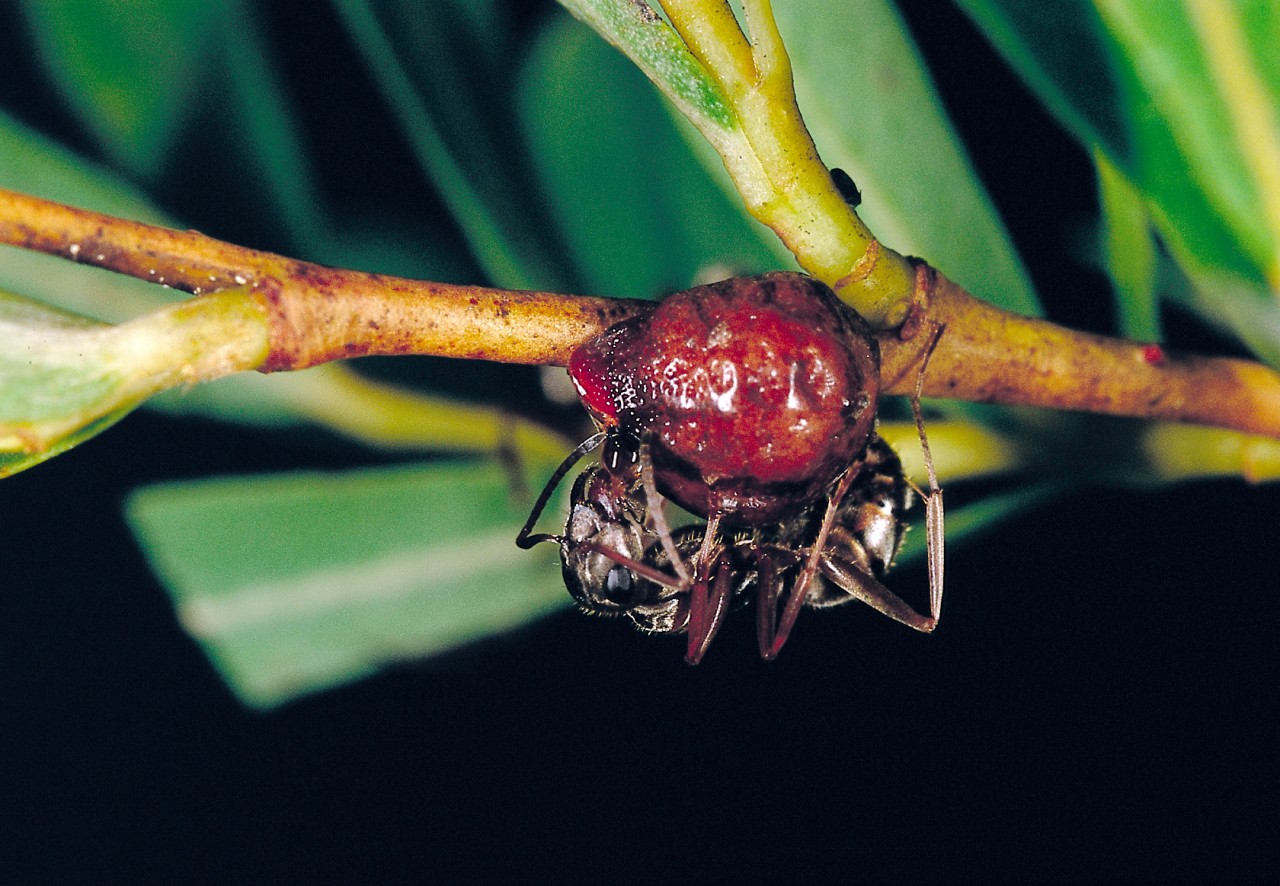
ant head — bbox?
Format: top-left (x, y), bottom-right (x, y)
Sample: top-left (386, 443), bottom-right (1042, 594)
top-left (558, 458), bottom-right (689, 635)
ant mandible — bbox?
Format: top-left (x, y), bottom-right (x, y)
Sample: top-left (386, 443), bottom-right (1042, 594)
top-left (517, 271), bottom-right (943, 663)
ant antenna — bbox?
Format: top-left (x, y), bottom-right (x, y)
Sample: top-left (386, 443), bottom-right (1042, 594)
top-left (515, 430), bottom-right (606, 549)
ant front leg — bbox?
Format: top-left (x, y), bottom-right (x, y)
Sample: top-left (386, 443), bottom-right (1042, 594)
top-left (684, 510), bottom-right (732, 665)
top-left (637, 440), bottom-right (691, 584)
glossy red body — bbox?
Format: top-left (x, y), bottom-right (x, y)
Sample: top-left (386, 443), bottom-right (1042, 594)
top-left (568, 272), bottom-right (880, 524)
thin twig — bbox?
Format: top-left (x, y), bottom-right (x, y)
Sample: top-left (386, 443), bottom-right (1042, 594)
top-left (0, 188), bottom-right (645, 369)
top-left (4, 187), bottom-right (1280, 439)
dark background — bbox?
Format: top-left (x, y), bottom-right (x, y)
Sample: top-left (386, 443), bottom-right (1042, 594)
top-left (3, 1), bottom-right (1278, 882)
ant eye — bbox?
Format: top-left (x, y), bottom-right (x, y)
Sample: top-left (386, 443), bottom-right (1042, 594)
top-left (604, 564), bottom-right (642, 606)
top-left (602, 431), bottom-right (640, 472)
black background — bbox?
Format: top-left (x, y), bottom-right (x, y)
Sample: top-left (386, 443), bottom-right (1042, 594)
top-left (3, 1), bottom-right (1278, 882)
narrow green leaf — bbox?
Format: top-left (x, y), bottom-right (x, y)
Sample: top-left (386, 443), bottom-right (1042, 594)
top-left (0, 110), bottom-right (559, 455)
top-left (0, 109), bottom-right (171, 230)
top-left (17, 0), bottom-right (222, 175)
top-left (0, 408), bottom-right (134, 478)
top-left (1095, 150), bottom-right (1159, 341)
top-left (957, 0), bottom-right (1280, 354)
top-left (1095, 0), bottom-right (1279, 287)
top-left (328, 0), bottom-right (567, 291)
top-left (0, 287), bottom-right (269, 474)
top-left (518, 14), bottom-right (785, 301)
top-left (1166, 269), bottom-right (1280, 370)
top-left (126, 460), bottom-right (569, 708)
top-left (215, 0), bottom-right (330, 252)
top-left (556, 0), bottom-right (736, 133)
top-left (953, 0), bottom-right (1130, 161)
top-left (773, 0), bottom-right (1040, 316)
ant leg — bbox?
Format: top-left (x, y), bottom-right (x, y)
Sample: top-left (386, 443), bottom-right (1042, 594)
top-left (763, 465), bottom-right (860, 660)
top-left (817, 554), bottom-right (935, 632)
top-left (755, 546), bottom-right (789, 658)
top-left (685, 553), bottom-right (734, 665)
top-left (638, 441), bottom-right (692, 584)
top-left (515, 431), bottom-right (606, 549)
top-left (573, 538), bottom-right (688, 591)
top-left (910, 322), bottom-right (945, 623)
top-left (685, 510), bottom-right (730, 665)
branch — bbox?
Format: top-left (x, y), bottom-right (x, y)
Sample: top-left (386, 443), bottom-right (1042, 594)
top-left (4, 187), bottom-right (1280, 442)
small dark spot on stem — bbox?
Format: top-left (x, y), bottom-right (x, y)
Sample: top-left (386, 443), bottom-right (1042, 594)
top-left (632, 0), bottom-right (660, 24)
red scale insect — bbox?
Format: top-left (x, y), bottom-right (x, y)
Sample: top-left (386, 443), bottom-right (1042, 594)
top-left (518, 271), bottom-right (942, 663)
top-left (568, 272), bottom-right (879, 523)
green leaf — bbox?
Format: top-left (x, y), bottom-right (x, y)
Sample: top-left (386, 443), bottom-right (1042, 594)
top-left (1095, 149), bottom-right (1159, 341)
top-left (126, 460), bottom-right (569, 708)
top-left (328, 0), bottom-right (568, 291)
top-left (518, 14), bottom-right (785, 301)
top-left (773, 0), bottom-right (1040, 316)
top-left (213, 0), bottom-right (330, 253)
top-left (0, 287), bottom-right (268, 474)
top-left (556, 0), bottom-right (737, 134)
top-left (957, 0), bottom-right (1280, 359)
top-left (1095, 0), bottom-right (1279, 285)
top-left (18, 0), bottom-right (223, 175)
top-left (0, 407), bottom-right (134, 478)
top-left (953, 0), bottom-right (1131, 161)
top-left (1167, 270), bottom-right (1280, 370)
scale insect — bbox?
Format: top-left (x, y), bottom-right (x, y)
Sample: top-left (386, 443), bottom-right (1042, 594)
top-left (517, 272), bottom-right (943, 662)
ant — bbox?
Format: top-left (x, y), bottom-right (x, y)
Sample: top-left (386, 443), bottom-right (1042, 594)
top-left (517, 272), bottom-right (942, 663)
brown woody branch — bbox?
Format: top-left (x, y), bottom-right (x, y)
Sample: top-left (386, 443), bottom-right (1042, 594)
top-left (4, 187), bottom-right (1280, 439)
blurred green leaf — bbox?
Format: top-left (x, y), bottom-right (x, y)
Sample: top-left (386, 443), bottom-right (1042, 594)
top-left (0, 108), bottom-right (172, 228)
top-left (956, 0), bottom-right (1280, 361)
top-left (1168, 270), bottom-right (1280, 370)
top-left (1095, 150), bottom-right (1159, 341)
top-left (0, 110), bottom-right (559, 458)
top-left (329, 0), bottom-right (569, 291)
top-left (774, 0), bottom-right (1039, 316)
top-left (0, 287), bottom-right (268, 475)
top-left (214, 0), bottom-right (330, 252)
top-left (953, 0), bottom-right (1130, 161)
top-left (1096, 0), bottom-right (1278, 284)
top-left (18, 0), bottom-right (223, 175)
top-left (126, 460), bottom-right (568, 707)
top-left (518, 14), bottom-right (785, 300)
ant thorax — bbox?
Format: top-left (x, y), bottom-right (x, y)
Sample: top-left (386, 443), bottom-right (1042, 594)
top-left (518, 272), bottom-right (943, 663)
